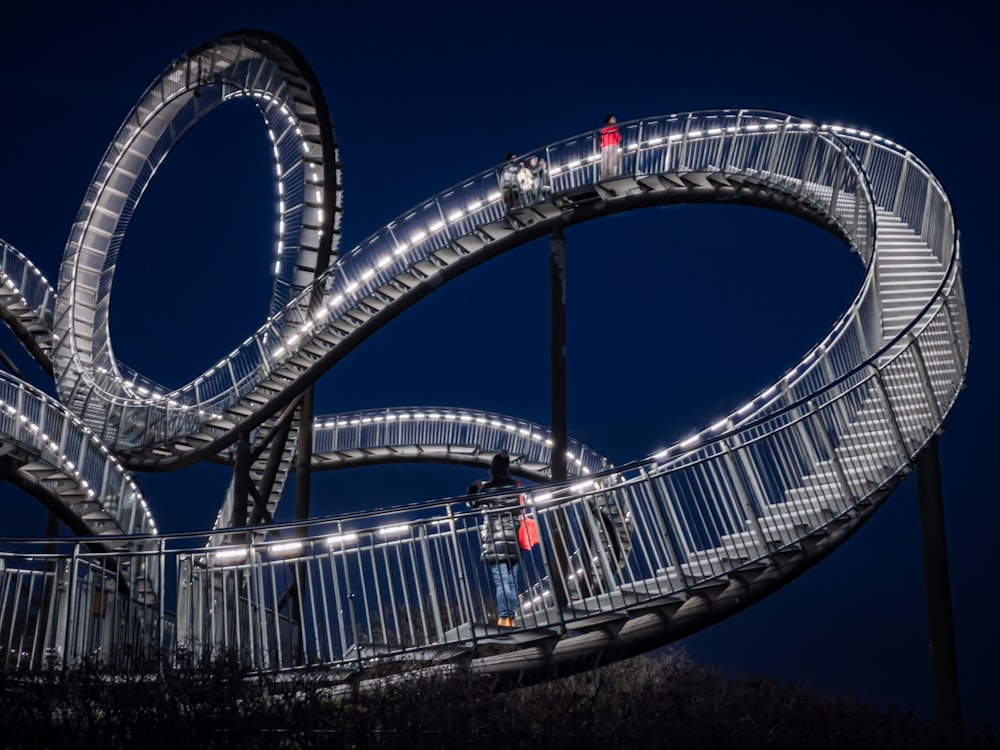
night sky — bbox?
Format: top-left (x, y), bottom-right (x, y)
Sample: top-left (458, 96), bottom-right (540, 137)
top-left (1, 0), bottom-right (996, 731)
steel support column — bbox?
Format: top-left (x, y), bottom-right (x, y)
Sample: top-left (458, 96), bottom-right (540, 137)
top-left (294, 385), bottom-right (315, 523)
top-left (548, 227), bottom-right (570, 607)
top-left (549, 227), bottom-right (567, 482)
top-left (915, 434), bottom-right (962, 728)
top-left (291, 384), bottom-right (315, 664)
top-left (232, 431), bottom-right (251, 530)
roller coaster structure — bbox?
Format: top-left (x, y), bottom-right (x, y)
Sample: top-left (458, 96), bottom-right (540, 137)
top-left (0, 31), bottom-right (968, 699)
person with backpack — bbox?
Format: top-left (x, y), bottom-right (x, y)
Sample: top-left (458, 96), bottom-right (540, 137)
top-left (467, 451), bottom-right (522, 627)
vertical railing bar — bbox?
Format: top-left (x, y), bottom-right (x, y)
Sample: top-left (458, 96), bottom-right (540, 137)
top-left (644, 471), bottom-right (690, 591)
top-left (267, 562), bottom-right (284, 669)
top-left (869, 365), bottom-right (910, 459)
top-left (806, 400), bottom-right (854, 504)
top-left (909, 334), bottom-right (943, 427)
top-left (444, 505), bottom-right (475, 643)
top-left (327, 538), bottom-right (348, 661)
top-left (314, 546), bottom-right (333, 664)
top-left (720, 439), bottom-right (774, 559)
top-left (418, 526), bottom-right (444, 643)
top-left (63, 544), bottom-right (80, 668)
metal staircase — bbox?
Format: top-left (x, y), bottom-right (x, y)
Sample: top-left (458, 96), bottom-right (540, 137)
top-left (0, 30), bottom-right (967, 682)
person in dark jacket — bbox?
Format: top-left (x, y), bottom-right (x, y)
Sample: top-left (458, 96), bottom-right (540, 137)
top-left (467, 451), bottom-right (522, 627)
top-left (499, 152), bottom-right (521, 212)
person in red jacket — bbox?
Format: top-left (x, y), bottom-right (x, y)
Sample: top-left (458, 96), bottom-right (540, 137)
top-left (600, 113), bottom-right (622, 179)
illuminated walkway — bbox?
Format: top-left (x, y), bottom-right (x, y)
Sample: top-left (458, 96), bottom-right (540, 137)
top-left (0, 31), bottom-right (967, 683)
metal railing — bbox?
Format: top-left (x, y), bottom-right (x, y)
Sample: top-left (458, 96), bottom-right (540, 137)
top-left (0, 371), bottom-right (157, 540)
top-left (310, 406), bottom-right (612, 477)
top-left (0, 111), bottom-right (967, 677)
top-left (49, 32), bottom-right (338, 445)
top-left (0, 239), bottom-right (56, 338)
top-left (46, 111), bottom-right (877, 457)
top-left (0, 291), bottom-right (964, 673)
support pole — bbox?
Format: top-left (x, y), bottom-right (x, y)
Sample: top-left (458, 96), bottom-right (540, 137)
top-left (0, 344), bottom-right (21, 377)
top-left (232, 431), bottom-right (251, 531)
top-left (915, 434), bottom-right (962, 728)
top-left (294, 385), bottom-right (315, 524)
top-left (291, 385), bottom-right (315, 664)
top-left (549, 227), bottom-right (568, 482)
top-left (548, 227), bottom-right (570, 607)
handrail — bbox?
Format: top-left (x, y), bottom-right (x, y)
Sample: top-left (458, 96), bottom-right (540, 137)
top-left (309, 405), bottom-right (612, 477)
top-left (0, 41), bottom-right (967, 676)
top-left (0, 371), bottom-right (157, 539)
top-left (52, 110), bottom-right (878, 458)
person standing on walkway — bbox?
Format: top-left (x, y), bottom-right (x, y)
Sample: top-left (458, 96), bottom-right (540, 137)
top-left (526, 155), bottom-right (549, 202)
top-left (467, 451), bottom-right (522, 627)
top-left (499, 152), bottom-right (521, 212)
top-left (600, 113), bottom-right (622, 178)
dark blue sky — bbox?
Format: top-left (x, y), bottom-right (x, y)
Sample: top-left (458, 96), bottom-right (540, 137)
top-left (1, 0), bottom-right (996, 731)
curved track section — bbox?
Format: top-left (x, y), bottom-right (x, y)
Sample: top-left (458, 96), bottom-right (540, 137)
top-left (0, 31), bottom-right (968, 683)
top-left (0, 239), bottom-right (57, 374)
top-left (309, 406), bottom-right (612, 479)
top-left (50, 30), bottom-right (341, 447)
top-left (0, 371), bottom-right (156, 541)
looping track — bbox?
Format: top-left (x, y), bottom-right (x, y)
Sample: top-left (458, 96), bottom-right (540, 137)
top-left (0, 30), bottom-right (968, 682)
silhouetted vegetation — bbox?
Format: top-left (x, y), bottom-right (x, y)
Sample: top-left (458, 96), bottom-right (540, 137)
top-left (0, 649), bottom-right (995, 749)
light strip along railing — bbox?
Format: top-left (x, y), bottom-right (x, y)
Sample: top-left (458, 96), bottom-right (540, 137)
top-left (2, 273), bottom-right (966, 675)
top-left (69, 111), bottom-right (875, 455)
top-left (0, 230), bottom-right (965, 676)
top-left (169, 208), bottom-right (965, 670)
top-left (5, 120), bottom-right (952, 672)
top-left (0, 125), bottom-right (967, 677)
top-left (311, 406), bottom-right (612, 477)
top-left (0, 372), bottom-right (158, 540)
top-left (0, 247), bottom-right (966, 674)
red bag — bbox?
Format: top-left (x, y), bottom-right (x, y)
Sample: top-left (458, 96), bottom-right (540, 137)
top-left (517, 491), bottom-right (539, 550)
top-left (518, 517), bottom-right (539, 550)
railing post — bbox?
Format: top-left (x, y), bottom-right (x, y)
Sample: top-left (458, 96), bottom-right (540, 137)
top-left (818, 345), bottom-right (851, 436)
top-left (868, 365), bottom-right (910, 460)
top-left (418, 524), bottom-right (445, 642)
top-left (525, 495), bottom-right (567, 623)
top-left (909, 334), bottom-right (943, 427)
top-left (919, 181), bottom-right (934, 242)
top-left (893, 155), bottom-right (911, 217)
top-left (445, 504), bottom-right (476, 642)
top-left (799, 132), bottom-right (818, 186)
top-left (641, 468), bottom-right (690, 590)
top-left (783, 382), bottom-right (821, 469)
top-left (940, 302), bottom-right (967, 376)
top-left (721, 436), bottom-right (776, 558)
top-left (158, 536), bottom-right (166, 671)
top-left (806, 400), bottom-right (855, 504)
top-left (62, 543), bottom-right (81, 669)
top-left (632, 120), bottom-right (643, 178)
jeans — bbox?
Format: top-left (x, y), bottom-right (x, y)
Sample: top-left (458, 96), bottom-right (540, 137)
top-left (489, 561), bottom-right (520, 620)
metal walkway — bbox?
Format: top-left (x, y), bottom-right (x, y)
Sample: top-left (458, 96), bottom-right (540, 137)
top-left (0, 31), bottom-right (968, 682)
